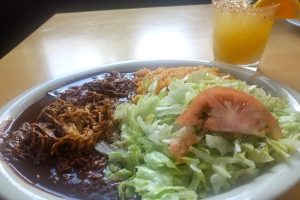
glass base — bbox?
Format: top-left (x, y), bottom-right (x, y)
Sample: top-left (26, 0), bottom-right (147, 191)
top-left (213, 58), bottom-right (262, 83)
top-left (237, 62), bottom-right (263, 84)
top-left (235, 61), bottom-right (260, 72)
top-left (214, 57), bottom-right (260, 72)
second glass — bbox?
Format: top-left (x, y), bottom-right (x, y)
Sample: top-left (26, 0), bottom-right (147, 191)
top-left (212, 0), bottom-right (279, 68)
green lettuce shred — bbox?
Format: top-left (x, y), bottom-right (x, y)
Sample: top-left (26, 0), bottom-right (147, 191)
top-left (104, 70), bottom-right (300, 200)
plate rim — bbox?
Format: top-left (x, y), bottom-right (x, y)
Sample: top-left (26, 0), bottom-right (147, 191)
top-left (286, 19), bottom-right (300, 27)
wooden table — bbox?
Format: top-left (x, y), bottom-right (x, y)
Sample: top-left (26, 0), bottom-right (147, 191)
top-left (0, 4), bottom-right (299, 199)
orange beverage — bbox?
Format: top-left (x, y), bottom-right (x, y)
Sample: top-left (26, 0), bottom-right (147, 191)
top-left (212, 0), bottom-right (279, 66)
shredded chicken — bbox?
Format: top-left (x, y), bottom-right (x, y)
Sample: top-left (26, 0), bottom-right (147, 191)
top-left (3, 72), bottom-right (135, 167)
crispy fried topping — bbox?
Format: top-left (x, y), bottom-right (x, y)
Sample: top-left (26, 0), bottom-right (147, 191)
top-left (3, 72), bottom-right (135, 167)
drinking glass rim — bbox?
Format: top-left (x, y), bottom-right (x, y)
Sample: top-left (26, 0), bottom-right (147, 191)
top-left (212, 0), bottom-right (279, 13)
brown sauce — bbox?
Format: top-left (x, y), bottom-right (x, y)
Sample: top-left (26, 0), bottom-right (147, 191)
top-left (6, 149), bottom-right (118, 200)
top-left (0, 72), bottom-right (136, 200)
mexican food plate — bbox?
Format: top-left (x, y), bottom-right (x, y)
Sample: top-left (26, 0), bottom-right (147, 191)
top-left (0, 60), bottom-right (300, 200)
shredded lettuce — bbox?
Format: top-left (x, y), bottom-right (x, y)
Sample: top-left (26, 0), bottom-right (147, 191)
top-left (103, 70), bottom-right (300, 200)
top-left (206, 134), bottom-right (233, 156)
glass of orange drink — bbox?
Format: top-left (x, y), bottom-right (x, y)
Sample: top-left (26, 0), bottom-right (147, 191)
top-left (212, 0), bottom-right (279, 69)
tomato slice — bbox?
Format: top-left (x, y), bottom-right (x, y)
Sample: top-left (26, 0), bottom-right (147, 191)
top-left (176, 86), bottom-right (282, 139)
top-left (168, 127), bottom-right (197, 157)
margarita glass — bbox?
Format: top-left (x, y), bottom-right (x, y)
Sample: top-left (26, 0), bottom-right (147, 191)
top-left (212, 0), bottom-right (279, 69)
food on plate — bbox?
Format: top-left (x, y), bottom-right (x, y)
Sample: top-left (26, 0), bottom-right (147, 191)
top-left (0, 72), bottom-right (135, 199)
top-left (135, 67), bottom-right (221, 95)
top-left (105, 67), bottom-right (300, 200)
top-left (176, 86), bottom-right (282, 139)
top-left (0, 66), bottom-right (300, 200)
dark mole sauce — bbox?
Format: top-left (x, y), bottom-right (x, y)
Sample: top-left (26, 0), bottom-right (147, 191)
top-left (0, 72), bottom-right (135, 200)
top-left (6, 148), bottom-right (118, 200)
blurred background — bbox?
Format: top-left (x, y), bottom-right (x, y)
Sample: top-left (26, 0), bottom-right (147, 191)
top-left (0, 0), bottom-right (211, 58)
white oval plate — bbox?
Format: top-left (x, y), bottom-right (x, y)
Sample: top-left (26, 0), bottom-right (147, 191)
top-left (0, 60), bottom-right (300, 200)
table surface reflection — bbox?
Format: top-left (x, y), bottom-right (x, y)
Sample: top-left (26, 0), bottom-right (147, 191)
top-left (0, 4), bottom-right (300, 200)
